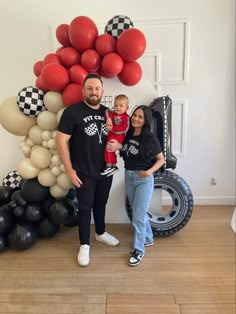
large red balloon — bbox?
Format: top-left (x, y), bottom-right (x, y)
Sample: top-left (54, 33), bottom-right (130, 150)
top-left (95, 34), bottom-right (116, 56)
top-left (101, 53), bottom-right (123, 76)
top-left (81, 49), bottom-right (101, 72)
top-left (62, 84), bottom-right (84, 106)
top-left (33, 60), bottom-right (44, 77)
top-left (116, 28), bottom-right (146, 62)
top-left (69, 65), bottom-right (88, 85)
top-left (60, 47), bottom-right (81, 67)
top-left (43, 53), bottom-right (61, 65)
top-left (68, 16), bottom-right (98, 52)
top-left (41, 63), bottom-right (69, 91)
top-left (56, 24), bottom-right (71, 47)
top-left (118, 61), bottom-right (142, 86)
top-left (35, 76), bottom-right (48, 92)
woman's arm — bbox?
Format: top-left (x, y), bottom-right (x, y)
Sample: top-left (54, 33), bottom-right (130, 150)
top-left (138, 152), bottom-right (165, 178)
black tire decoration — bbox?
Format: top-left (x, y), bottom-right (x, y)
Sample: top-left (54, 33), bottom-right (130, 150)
top-left (126, 170), bottom-right (194, 236)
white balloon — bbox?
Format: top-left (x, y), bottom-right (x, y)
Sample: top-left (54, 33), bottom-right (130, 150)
top-left (47, 138), bottom-right (56, 149)
top-left (51, 166), bottom-right (61, 176)
top-left (42, 130), bottom-right (52, 141)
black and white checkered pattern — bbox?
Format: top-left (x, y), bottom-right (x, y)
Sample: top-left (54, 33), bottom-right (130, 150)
top-left (2, 170), bottom-right (23, 189)
top-left (17, 86), bottom-right (45, 117)
top-left (104, 15), bottom-right (134, 40)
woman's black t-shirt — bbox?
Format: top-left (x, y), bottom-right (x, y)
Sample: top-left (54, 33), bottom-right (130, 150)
top-left (121, 135), bottom-right (162, 170)
top-left (57, 101), bottom-right (108, 178)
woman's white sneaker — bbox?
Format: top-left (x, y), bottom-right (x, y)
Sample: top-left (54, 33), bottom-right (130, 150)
top-left (77, 244), bottom-right (90, 267)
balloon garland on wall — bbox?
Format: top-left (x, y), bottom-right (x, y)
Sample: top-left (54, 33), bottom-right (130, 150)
top-left (0, 15), bottom-right (146, 252)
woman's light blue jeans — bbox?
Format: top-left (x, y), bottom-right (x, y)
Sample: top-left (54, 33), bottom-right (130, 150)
top-left (125, 170), bottom-right (154, 255)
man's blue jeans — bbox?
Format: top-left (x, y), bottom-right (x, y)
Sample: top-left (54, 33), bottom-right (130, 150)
top-left (125, 170), bottom-right (154, 254)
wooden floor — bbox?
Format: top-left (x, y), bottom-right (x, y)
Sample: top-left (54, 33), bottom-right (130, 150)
top-left (0, 205), bottom-right (235, 314)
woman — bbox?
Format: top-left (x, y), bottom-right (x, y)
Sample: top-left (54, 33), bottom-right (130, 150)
top-left (120, 105), bottom-right (165, 266)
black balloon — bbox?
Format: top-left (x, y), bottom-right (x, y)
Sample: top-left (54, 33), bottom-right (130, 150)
top-left (37, 218), bottom-right (60, 238)
top-left (25, 203), bottom-right (44, 222)
top-left (13, 206), bottom-right (25, 218)
top-left (0, 236), bottom-right (7, 252)
top-left (11, 190), bottom-right (27, 207)
top-left (64, 198), bottom-right (79, 227)
top-left (21, 178), bottom-right (50, 203)
top-left (8, 223), bottom-right (38, 251)
top-left (0, 186), bottom-right (14, 206)
top-left (48, 199), bottom-right (74, 225)
top-left (0, 207), bottom-right (14, 236)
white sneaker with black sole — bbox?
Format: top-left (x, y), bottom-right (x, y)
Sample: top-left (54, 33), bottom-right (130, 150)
top-left (129, 250), bottom-right (144, 266)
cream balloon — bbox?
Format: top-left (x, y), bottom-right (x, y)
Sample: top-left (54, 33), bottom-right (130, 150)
top-left (28, 125), bottom-right (43, 144)
top-left (51, 166), bottom-right (61, 176)
top-left (25, 137), bottom-right (34, 147)
top-left (57, 172), bottom-right (73, 190)
top-left (56, 108), bottom-right (65, 123)
top-left (47, 138), bottom-right (56, 149)
top-left (38, 168), bottom-right (57, 187)
top-left (21, 145), bottom-right (31, 157)
top-left (51, 154), bottom-right (61, 166)
top-left (30, 146), bottom-right (51, 169)
top-left (60, 164), bottom-right (66, 172)
top-left (50, 184), bottom-right (68, 198)
top-left (17, 158), bottom-right (40, 178)
top-left (41, 130), bottom-right (52, 141)
top-left (0, 96), bottom-right (36, 136)
top-left (37, 111), bottom-right (58, 130)
top-left (43, 91), bottom-right (65, 113)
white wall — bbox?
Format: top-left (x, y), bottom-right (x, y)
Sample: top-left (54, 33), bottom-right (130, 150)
top-left (0, 0), bottom-right (235, 222)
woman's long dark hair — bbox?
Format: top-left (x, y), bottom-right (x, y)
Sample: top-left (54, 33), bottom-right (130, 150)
top-left (121, 105), bottom-right (156, 159)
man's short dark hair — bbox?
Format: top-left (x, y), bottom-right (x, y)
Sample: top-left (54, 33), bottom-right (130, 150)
top-left (83, 73), bottom-right (103, 86)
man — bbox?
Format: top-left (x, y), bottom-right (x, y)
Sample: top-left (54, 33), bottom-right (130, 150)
top-left (56, 73), bottom-right (121, 267)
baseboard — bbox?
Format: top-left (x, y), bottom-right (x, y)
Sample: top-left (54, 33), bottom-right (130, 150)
top-left (192, 197), bottom-right (236, 206)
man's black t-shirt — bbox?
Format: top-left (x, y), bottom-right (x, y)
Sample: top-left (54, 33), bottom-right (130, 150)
top-left (58, 101), bottom-right (108, 178)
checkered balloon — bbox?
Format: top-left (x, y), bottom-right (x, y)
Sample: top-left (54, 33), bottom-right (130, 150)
top-left (2, 170), bottom-right (23, 189)
top-left (104, 15), bottom-right (134, 40)
top-left (17, 86), bottom-right (45, 117)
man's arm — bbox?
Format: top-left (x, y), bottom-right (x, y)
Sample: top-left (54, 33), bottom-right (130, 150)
top-left (56, 131), bottom-right (82, 187)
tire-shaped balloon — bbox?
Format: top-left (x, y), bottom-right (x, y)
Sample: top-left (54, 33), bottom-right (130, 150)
top-left (126, 170), bottom-right (194, 236)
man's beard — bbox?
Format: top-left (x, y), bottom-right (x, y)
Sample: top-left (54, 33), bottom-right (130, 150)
top-left (84, 95), bottom-right (102, 106)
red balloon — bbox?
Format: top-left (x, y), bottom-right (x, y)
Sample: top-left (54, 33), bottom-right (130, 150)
top-left (60, 47), bottom-right (81, 67)
top-left (62, 83), bottom-right (84, 106)
top-left (35, 76), bottom-right (48, 92)
top-left (56, 24), bottom-right (71, 47)
top-left (69, 65), bottom-right (88, 85)
top-left (33, 60), bottom-right (44, 77)
top-left (101, 53), bottom-right (123, 76)
top-left (95, 34), bottom-right (116, 56)
top-left (98, 67), bottom-right (114, 79)
top-left (118, 61), bottom-right (142, 86)
top-left (55, 47), bottom-right (64, 56)
top-left (81, 49), bottom-right (101, 72)
top-left (116, 28), bottom-right (146, 62)
top-left (43, 53), bottom-right (61, 65)
top-left (41, 63), bottom-right (69, 91)
top-left (69, 16), bottom-right (98, 52)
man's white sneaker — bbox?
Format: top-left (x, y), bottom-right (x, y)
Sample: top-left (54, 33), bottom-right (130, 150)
top-left (95, 232), bottom-right (119, 246)
top-left (77, 244), bottom-right (90, 267)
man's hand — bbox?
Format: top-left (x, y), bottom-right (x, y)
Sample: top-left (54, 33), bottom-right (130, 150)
top-left (106, 139), bottom-right (121, 152)
top-left (67, 169), bottom-right (83, 188)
